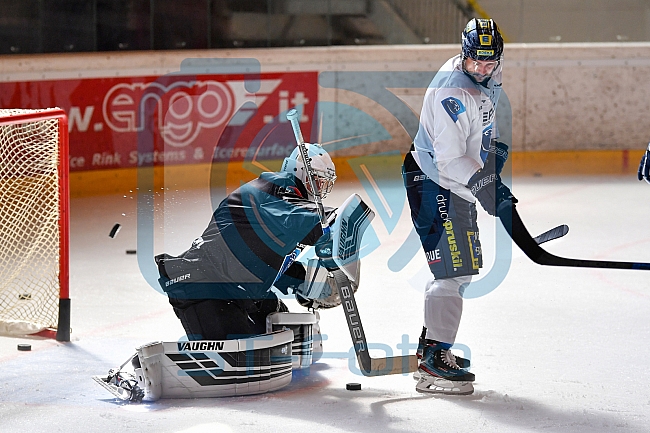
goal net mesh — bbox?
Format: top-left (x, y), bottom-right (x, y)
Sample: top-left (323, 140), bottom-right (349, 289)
top-left (0, 109), bottom-right (62, 335)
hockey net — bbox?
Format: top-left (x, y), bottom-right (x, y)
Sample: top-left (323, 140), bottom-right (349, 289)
top-left (0, 108), bottom-right (70, 341)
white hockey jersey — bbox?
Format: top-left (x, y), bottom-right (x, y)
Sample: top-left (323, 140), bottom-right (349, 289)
top-left (412, 54), bottom-right (503, 202)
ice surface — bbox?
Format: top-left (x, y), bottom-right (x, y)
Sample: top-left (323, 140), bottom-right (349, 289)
top-left (1, 175), bottom-right (650, 433)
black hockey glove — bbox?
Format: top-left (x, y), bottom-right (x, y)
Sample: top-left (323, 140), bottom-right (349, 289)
top-left (487, 141), bottom-right (509, 175)
top-left (638, 143), bottom-right (650, 184)
top-left (467, 170), bottom-right (517, 216)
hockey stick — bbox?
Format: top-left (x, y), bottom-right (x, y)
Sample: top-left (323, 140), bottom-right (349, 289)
top-left (286, 108), bottom-right (330, 237)
top-left (533, 224), bottom-right (569, 245)
top-left (285, 113), bottom-right (417, 375)
top-left (498, 201), bottom-right (650, 270)
top-left (333, 270), bottom-right (419, 376)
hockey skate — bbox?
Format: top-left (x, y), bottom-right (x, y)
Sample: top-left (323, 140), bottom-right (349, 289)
top-left (413, 335), bottom-right (470, 381)
top-left (415, 341), bottom-right (474, 396)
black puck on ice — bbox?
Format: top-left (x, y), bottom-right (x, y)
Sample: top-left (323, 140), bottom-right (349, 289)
top-left (126, 249), bottom-right (137, 255)
top-left (17, 344), bottom-right (31, 351)
top-left (346, 383), bottom-right (361, 391)
top-left (109, 223), bottom-right (121, 238)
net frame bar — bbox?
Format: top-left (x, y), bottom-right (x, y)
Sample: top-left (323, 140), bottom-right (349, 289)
top-left (0, 108), bottom-right (70, 341)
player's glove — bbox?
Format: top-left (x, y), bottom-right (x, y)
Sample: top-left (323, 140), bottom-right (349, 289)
top-left (487, 141), bottom-right (509, 175)
top-left (637, 143), bottom-right (650, 184)
top-left (467, 170), bottom-right (517, 216)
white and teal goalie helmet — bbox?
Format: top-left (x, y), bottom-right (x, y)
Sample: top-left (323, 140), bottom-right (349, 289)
top-left (281, 143), bottom-right (336, 199)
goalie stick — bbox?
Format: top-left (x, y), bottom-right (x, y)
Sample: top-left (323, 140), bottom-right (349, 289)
top-left (286, 110), bottom-right (417, 376)
top-left (333, 269), bottom-right (419, 376)
top-left (498, 201), bottom-right (650, 270)
top-left (286, 108), bottom-right (330, 238)
top-left (330, 195), bottom-right (418, 376)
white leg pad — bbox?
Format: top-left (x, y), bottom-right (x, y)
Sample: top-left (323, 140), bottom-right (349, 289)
top-left (134, 329), bottom-right (294, 400)
top-left (266, 312), bottom-right (318, 369)
top-left (137, 341), bottom-right (164, 401)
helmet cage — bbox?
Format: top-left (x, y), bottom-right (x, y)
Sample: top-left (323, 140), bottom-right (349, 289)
top-left (306, 168), bottom-right (337, 199)
top-left (281, 143), bottom-right (336, 200)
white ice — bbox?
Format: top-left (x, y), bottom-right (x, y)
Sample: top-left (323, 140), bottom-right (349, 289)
top-left (1, 174), bottom-right (650, 433)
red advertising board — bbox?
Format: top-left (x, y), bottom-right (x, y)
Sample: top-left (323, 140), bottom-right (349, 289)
top-left (0, 71), bottom-right (318, 172)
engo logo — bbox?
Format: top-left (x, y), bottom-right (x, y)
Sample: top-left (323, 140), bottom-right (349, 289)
top-left (102, 80), bottom-right (235, 148)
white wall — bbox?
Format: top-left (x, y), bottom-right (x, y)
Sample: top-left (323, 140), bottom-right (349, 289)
top-left (476, 0), bottom-right (650, 43)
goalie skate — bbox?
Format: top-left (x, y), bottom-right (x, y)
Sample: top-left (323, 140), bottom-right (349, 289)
top-left (92, 363), bottom-right (145, 403)
top-left (415, 376), bottom-right (474, 395)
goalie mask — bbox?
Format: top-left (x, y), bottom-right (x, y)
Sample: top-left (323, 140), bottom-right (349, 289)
top-left (461, 18), bottom-right (504, 82)
top-left (281, 143), bottom-right (336, 199)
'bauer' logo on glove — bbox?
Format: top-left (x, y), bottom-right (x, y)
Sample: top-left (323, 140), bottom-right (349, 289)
top-left (469, 173), bottom-right (497, 196)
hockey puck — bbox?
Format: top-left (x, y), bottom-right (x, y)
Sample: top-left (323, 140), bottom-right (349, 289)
top-left (17, 344), bottom-right (31, 351)
top-left (109, 223), bottom-right (121, 238)
top-left (346, 383), bottom-right (361, 391)
top-left (126, 249), bottom-right (137, 255)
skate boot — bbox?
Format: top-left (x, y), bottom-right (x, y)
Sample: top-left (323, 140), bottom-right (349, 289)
top-left (414, 329), bottom-right (470, 380)
top-left (415, 341), bottom-right (474, 395)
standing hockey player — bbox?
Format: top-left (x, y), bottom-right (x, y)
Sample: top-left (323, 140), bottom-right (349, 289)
top-left (402, 18), bottom-right (516, 395)
top-left (638, 142), bottom-right (650, 184)
top-left (155, 143), bottom-right (337, 341)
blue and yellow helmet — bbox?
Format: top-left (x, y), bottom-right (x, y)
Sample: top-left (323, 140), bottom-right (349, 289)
top-left (461, 18), bottom-right (504, 62)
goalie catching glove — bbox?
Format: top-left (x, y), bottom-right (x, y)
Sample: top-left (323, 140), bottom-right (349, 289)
top-left (294, 235), bottom-right (360, 309)
top-left (293, 193), bottom-right (369, 309)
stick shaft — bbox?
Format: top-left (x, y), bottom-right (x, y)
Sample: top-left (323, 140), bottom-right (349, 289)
top-left (334, 270), bottom-right (417, 376)
top-left (286, 109), bottom-right (329, 231)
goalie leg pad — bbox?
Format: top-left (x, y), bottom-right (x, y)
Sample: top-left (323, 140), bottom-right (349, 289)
top-left (311, 311), bottom-right (323, 363)
top-left (136, 341), bottom-right (164, 401)
top-left (125, 330), bottom-right (294, 401)
top-left (266, 312), bottom-right (318, 369)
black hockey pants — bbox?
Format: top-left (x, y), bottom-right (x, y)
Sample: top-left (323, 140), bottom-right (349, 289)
top-left (168, 296), bottom-right (288, 341)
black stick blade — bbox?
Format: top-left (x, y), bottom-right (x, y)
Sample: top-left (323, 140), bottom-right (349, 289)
top-left (498, 201), bottom-right (650, 270)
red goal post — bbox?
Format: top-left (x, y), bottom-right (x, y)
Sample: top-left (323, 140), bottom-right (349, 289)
top-left (0, 108), bottom-right (70, 342)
